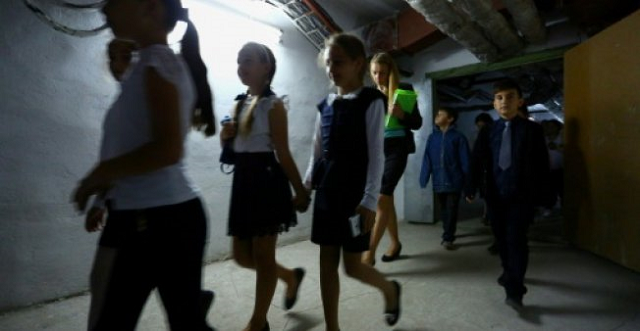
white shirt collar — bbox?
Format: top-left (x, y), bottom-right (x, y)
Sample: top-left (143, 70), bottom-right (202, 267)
top-left (327, 87), bottom-right (364, 106)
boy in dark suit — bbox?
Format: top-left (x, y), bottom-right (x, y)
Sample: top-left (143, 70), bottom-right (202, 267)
top-left (465, 78), bottom-right (550, 309)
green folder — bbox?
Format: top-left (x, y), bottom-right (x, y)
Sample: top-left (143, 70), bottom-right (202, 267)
top-left (385, 88), bottom-right (418, 129)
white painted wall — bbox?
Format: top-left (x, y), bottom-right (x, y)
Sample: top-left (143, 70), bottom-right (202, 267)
top-left (0, 1), bottom-right (326, 311)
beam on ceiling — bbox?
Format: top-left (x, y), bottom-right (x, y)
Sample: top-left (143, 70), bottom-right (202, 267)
top-left (501, 0), bottom-right (547, 43)
top-left (425, 45), bottom-right (572, 80)
top-left (455, 0), bottom-right (524, 56)
top-left (404, 0), bottom-right (500, 62)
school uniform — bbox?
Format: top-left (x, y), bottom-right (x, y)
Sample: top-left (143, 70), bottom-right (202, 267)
top-left (227, 90), bottom-right (296, 239)
top-left (466, 116), bottom-right (550, 301)
top-left (90, 44), bottom-right (209, 331)
top-left (304, 87), bottom-right (385, 252)
top-left (381, 83), bottom-right (423, 196)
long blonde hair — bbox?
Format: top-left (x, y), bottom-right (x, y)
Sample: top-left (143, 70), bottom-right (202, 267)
top-left (234, 42), bottom-right (276, 137)
top-left (369, 52), bottom-right (400, 107)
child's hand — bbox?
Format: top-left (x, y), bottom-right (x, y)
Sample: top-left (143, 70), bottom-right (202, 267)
top-left (220, 121), bottom-right (237, 141)
top-left (85, 207), bottom-right (106, 232)
top-left (72, 166), bottom-right (112, 212)
top-left (389, 104), bottom-right (405, 120)
top-left (292, 192), bottom-right (311, 213)
top-left (356, 205), bottom-right (376, 234)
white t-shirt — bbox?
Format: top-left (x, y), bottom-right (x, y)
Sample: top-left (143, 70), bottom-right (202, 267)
top-left (99, 44), bottom-right (198, 210)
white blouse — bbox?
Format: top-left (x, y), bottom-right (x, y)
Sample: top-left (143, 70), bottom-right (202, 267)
top-left (232, 94), bottom-right (281, 153)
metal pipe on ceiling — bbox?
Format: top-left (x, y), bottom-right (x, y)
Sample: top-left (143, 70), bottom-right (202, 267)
top-left (404, 0), bottom-right (500, 62)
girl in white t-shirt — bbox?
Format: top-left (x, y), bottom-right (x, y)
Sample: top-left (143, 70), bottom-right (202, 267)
top-left (72, 1), bottom-right (214, 330)
top-left (220, 42), bottom-right (309, 331)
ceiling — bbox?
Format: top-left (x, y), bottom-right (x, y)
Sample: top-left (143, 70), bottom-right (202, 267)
top-left (314, 0), bottom-right (409, 30)
top-left (210, 0), bottom-right (637, 119)
top-left (315, 0), bottom-right (638, 39)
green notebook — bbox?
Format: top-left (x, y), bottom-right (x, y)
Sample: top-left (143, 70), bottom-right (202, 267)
top-left (385, 88), bottom-right (418, 129)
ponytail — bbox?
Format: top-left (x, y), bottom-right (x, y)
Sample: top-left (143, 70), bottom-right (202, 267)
top-left (161, 0), bottom-right (215, 136)
top-left (181, 16), bottom-right (216, 136)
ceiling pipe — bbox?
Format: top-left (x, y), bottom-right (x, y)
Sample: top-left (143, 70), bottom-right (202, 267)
top-left (500, 0), bottom-right (547, 43)
top-left (299, 0), bottom-right (342, 33)
top-left (454, 0), bottom-right (524, 57)
top-left (404, 0), bottom-right (500, 62)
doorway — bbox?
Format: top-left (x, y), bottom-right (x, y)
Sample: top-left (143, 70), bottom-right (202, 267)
top-left (429, 53), bottom-right (566, 242)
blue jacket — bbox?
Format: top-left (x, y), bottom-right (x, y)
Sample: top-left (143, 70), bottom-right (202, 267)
top-left (419, 126), bottom-right (471, 192)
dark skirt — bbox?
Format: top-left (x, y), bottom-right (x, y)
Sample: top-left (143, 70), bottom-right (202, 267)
top-left (311, 184), bottom-right (370, 253)
top-left (228, 152), bottom-right (296, 239)
top-left (380, 137), bottom-right (409, 196)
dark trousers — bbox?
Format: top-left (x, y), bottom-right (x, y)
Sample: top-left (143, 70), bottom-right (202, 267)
top-left (488, 197), bottom-right (534, 298)
top-left (90, 198), bottom-right (210, 331)
top-left (547, 169), bottom-right (564, 208)
top-left (436, 191), bottom-right (461, 242)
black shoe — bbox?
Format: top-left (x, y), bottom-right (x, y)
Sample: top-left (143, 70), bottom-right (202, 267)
top-left (497, 274), bottom-right (506, 287)
top-left (384, 280), bottom-right (402, 326)
top-left (441, 240), bottom-right (455, 250)
top-left (200, 290), bottom-right (215, 318)
top-left (505, 295), bottom-right (523, 311)
top-left (381, 244), bottom-right (402, 262)
top-left (487, 243), bottom-right (498, 255)
top-left (260, 322), bottom-right (270, 331)
top-left (284, 268), bottom-right (305, 310)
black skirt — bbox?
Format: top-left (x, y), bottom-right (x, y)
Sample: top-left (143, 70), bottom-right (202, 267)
top-left (381, 137), bottom-right (409, 196)
top-left (228, 152), bottom-right (296, 239)
top-left (311, 174), bottom-right (370, 253)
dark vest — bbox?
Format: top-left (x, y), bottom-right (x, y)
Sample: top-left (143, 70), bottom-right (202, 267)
top-left (312, 87), bottom-right (385, 195)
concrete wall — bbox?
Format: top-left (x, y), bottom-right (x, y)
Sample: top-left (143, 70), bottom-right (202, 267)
top-left (0, 1), bottom-right (325, 311)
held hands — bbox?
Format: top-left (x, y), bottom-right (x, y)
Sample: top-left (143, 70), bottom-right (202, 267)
top-left (292, 188), bottom-right (311, 213)
top-left (388, 103), bottom-right (405, 120)
top-left (355, 205), bottom-right (376, 234)
top-left (72, 165), bottom-right (112, 213)
top-left (465, 195), bottom-right (475, 203)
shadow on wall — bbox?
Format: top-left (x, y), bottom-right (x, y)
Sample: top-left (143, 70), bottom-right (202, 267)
top-left (563, 118), bottom-right (593, 248)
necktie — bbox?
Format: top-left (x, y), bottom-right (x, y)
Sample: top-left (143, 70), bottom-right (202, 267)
top-left (499, 121), bottom-right (511, 170)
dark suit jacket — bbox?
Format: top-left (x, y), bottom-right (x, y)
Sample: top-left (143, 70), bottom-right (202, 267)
top-left (465, 116), bottom-right (551, 207)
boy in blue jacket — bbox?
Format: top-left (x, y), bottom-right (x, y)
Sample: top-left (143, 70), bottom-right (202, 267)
top-left (419, 108), bottom-right (471, 249)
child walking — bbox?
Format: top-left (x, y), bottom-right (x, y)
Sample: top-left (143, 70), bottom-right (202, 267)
top-left (220, 42), bottom-right (310, 331)
top-left (363, 52), bottom-right (423, 266)
top-left (72, 0), bottom-right (215, 330)
top-left (419, 108), bottom-right (470, 250)
top-left (304, 34), bottom-right (401, 331)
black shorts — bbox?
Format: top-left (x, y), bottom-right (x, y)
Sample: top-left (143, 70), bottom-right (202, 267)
top-left (92, 198), bottom-right (208, 330)
top-left (380, 137), bottom-right (409, 196)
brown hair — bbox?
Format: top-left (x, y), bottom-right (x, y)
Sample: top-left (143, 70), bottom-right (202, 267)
top-left (321, 33), bottom-right (367, 80)
top-left (162, 1), bottom-right (216, 136)
top-left (369, 52), bottom-right (400, 107)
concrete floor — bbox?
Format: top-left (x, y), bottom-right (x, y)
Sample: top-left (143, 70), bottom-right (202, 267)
top-left (1, 216), bottom-right (640, 331)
